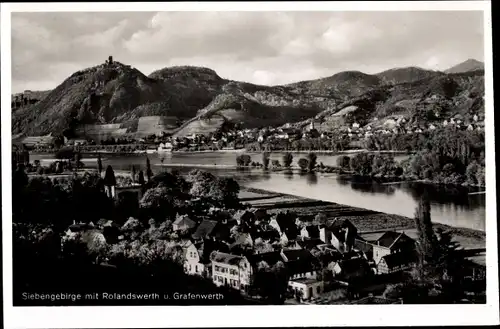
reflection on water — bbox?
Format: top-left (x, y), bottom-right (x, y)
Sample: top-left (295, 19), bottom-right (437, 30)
top-left (306, 173), bottom-right (318, 185)
top-left (31, 152), bottom-right (486, 231)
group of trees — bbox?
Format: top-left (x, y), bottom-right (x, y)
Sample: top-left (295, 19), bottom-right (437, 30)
top-left (13, 157), bottom-right (248, 305)
top-left (246, 133), bottom-right (351, 152)
top-left (383, 197), bottom-right (478, 303)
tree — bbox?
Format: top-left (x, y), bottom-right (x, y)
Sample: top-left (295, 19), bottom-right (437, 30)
top-left (236, 154), bottom-right (252, 167)
top-left (97, 153), bottom-right (103, 175)
top-left (209, 177), bottom-right (240, 208)
top-left (74, 151), bottom-right (82, 171)
top-left (138, 171), bottom-right (145, 186)
top-left (465, 161), bottom-right (479, 185)
top-left (262, 152), bottom-right (270, 170)
top-left (103, 165), bottom-right (116, 187)
top-left (307, 153), bottom-right (317, 172)
top-left (186, 170), bottom-right (217, 198)
top-left (55, 147), bottom-right (74, 160)
top-left (298, 158), bottom-right (309, 171)
top-left (271, 159), bottom-right (281, 169)
top-left (139, 186), bottom-right (176, 221)
top-left (131, 165), bottom-right (137, 183)
top-left (336, 155), bottom-right (351, 171)
top-left (146, 157), bottom-right (153, 181)
top-left (415, 197), bottom-right (438, 269)
top-left (282, 152), bottom-right (293, 168)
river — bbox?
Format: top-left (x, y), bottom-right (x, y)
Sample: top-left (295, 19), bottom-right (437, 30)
top-left (31, 151), bottom-right (486, 231)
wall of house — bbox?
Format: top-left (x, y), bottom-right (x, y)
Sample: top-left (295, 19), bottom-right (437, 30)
top-left (238, 259), bottom-right (253, 291)
top-left (212, 262), bottom-right (241, 289)
top-left (288, 280), bottom-right (324, 300)
top-left (184, 245), bottom-right (205, 276)
top-left (373, 245), bottom-right (391, 265)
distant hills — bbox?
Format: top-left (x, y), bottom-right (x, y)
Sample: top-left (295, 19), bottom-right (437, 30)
top-left (445, 59), bottom-right (484, 74)
top-left (11, 58), bottom-right (485, 139)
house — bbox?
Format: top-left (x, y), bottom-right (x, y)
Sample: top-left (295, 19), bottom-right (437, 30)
top-left (377, 250), bottom-right (418, 274)
top-left (294, 238), bottom-right (325, 252)
top-left (325, 219), bottom-right (358, 253)
top-left (280, 249), bottom-right (318, 280)
top-left (21, 134), bottom-right (55, 148)
top-left (173, 215), bottom-right (196, 232)
top-left (250, 227), bottom-right (280, 244)
top-left (301, 225), bottom-right (320, 239)
top-left (269, 213), bottom-right (299, 244)
top-left (183, 240), bottom-right (207, 277)
top-left (328, 257), bottom-right (370, 282)
top-left (233, 210), bottom-right (255, 225)
top-left (192, 220), bottom-right (218, 240)
top-left (289, 277), bottom-right (325, 300)
top-left (371, 231), bottom-right (416, 265)
top-left (210, 252), bottom-right (252, 291)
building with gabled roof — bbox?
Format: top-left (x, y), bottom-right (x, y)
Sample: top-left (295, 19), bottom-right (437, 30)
top-left (192, 219), bottom-right (218, 240)
top-left (172, 215), bottom-right (196, 232)
top-left (371, 231), bottom-right (416, 267)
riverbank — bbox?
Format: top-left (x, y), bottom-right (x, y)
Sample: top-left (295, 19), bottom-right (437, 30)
top-left (239, 187), bottom-right (486, 250)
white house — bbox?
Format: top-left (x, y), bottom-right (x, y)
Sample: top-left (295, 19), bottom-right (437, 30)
top-left (211, 252), bottom-right (252, 292)
top-left (288, 278), bottom-right (324, 300)
top-left (183, 242), bottom-right (206, 276)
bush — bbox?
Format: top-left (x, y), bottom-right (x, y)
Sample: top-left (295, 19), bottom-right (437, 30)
top-left (336, 155), bottom-right (351, 171)
top-left (282, 153), bottom-right (293, 168)
top-left (298, 158), bottom-right (309, 171)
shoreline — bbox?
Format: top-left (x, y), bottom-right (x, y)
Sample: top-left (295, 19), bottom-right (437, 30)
top-left (240, 186), bottom-right (486, 242)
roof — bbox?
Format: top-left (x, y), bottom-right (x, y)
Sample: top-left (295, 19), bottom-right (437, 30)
top-left (173, 215), bottom-right (196, 227)
top-left (211, 252), bottom-right (244, 266)
top-left (281, 249), bottom-right (313, 262)
top-left (297, 238), bottom-right (324, 250)
top-left (283, 251), bottom-right (317, 276)
top-left (229, 233), bottom-right (253, 249)
top-left (273, 213), bottom-right (299, 237)
top-left (351, 296), bottom-right (399, 304)
top-left (198, 239), bottom-right (228, 264)
top-left (290, 277), bottom-right (322, 285)
top-left (192, 220), bottom-right (218, 239)
top-left (380, 250), bottom-right (417, 269)
top-left (303, 225), bottom-right (320, 238)
top-left (68, 223), bottom-right (92, 232)
top-left (247, 251), bottom-right (283, 268)
top-left (251, 229), bottom-right (280, 242)
top-left (375, 231), bottom-right (414, 249)
top-left (211, 223), bottom-right (232, 241)
top-left (326, 218), bottom-right (356, 231)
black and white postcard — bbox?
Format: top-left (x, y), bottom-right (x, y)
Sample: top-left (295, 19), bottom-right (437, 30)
top-left (1, 1), bottom-right (498, 328)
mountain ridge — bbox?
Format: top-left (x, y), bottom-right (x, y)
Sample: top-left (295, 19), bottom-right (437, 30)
top-left (12, 58), bottom-right (485, 139)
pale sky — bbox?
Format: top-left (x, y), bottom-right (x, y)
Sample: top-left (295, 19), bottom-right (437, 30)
top-left (11, 11), bottom-right (484, 93)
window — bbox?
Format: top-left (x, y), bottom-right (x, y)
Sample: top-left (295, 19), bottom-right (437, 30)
top-left (189, 264), bottom-right (192, 271)
top-left (195, 265), bottom-right (198, 272)
top-left (316, 286), bottom-right (321, 294)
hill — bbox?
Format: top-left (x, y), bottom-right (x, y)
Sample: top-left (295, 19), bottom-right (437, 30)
top-left (288, 69), bottom-right (485, 131)
top-left (12, 58), bottom-right (485, 139)
top-left (445, 59), bottom-right (484, 74)
top-left (376, 67), bottom-right (444, 85)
